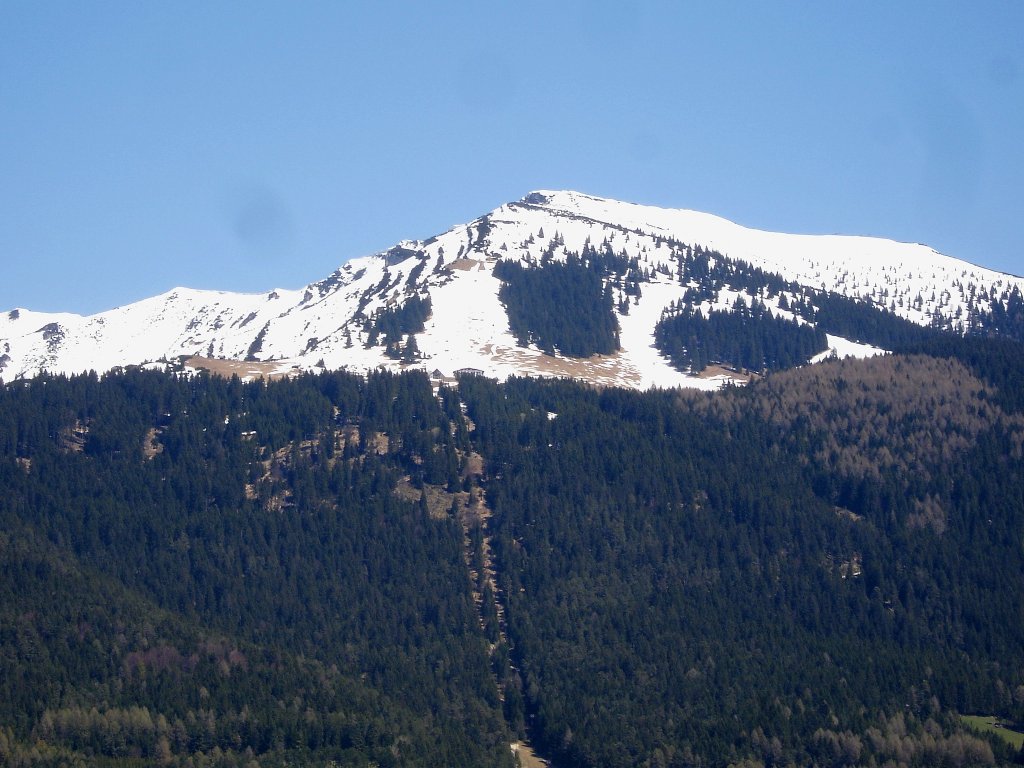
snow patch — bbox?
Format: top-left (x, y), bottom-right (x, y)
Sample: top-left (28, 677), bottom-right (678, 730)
top-left (811, 335), bottom-right (887, 364)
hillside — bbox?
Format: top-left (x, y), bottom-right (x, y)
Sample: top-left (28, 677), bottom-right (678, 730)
top-left (3, 191), bottom-right (1023, 388)
top-left (2, 332), bottom-right (1024, 766)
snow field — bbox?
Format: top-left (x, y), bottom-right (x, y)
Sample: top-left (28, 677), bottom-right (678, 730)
top-left (3, 190), bottom-right (1018, 390)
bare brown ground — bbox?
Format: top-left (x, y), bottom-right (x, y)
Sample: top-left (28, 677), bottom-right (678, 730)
top-left (697, 364), bottom-right (759, 384)
top-left (59, 420), bottom-right (89, 453)
top-left (461, 451), bottom-right (484, 480)
top-left (184, 356), bottom-right (298, 380)
top-left (489, 346), bottom-right (644, 388)
top-left (512, 741), bottom-right (549, 768)
top-left (447, 258), bottom-right (483, 272)
top-left (143, 427), bottom-right (164, 460)
top-left (393, 477), bottom-right (463, 521)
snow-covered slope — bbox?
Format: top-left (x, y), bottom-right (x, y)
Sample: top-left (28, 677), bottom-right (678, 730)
top-left (2, 191), bottom-right (1020, 389)
top-left (526, 191), bottom-right (1018, 329)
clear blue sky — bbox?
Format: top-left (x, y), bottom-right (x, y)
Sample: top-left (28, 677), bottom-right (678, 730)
top-left (2, 2), bottom-right (1022, 314)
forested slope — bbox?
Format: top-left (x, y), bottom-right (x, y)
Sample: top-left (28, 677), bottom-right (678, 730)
top-left (0, 370), bottom-right (511, 767)
top-left (458, 343), bottom-right (1024, 767)
top-left (2, 337), bottom-right (1024, 766)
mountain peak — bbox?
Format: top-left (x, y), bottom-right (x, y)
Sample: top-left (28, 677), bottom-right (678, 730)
top-left (2, 191), bottom-right (1022, 387)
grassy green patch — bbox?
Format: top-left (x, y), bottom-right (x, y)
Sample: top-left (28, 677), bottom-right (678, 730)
top-left (962, 715), bottom-right (1024, 749)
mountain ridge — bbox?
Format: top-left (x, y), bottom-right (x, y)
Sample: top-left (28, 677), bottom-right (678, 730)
top-left (3, 191), bottom-right (1022, 387)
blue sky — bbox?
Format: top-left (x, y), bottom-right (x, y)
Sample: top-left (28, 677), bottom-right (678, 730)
top-left (2, 2), bottom-right (1022, 314)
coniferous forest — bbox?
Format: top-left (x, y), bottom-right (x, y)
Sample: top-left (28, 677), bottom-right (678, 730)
top-left (494, 254), bottom-right (620, 357)
top-left (2, 332), bottom-right (1024, 766)
top-left (654, 296), bottom-right (828, 373)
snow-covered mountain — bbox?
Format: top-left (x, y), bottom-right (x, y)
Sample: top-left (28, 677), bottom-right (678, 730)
top-left (3, 190), bottom-right (1022, 389)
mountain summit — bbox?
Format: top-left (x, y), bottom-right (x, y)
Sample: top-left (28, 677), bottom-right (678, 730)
top-left (3, 191), bottom-right (1022, 386)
